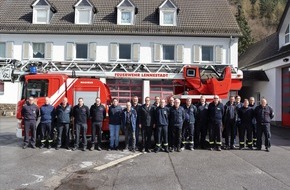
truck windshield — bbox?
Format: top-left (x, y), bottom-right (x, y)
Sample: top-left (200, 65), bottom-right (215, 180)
top-left (22, 79), bottom-right (49, 99)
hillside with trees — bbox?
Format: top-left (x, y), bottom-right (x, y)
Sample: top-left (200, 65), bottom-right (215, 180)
top-left (229, 0), bottom-right (287, 55)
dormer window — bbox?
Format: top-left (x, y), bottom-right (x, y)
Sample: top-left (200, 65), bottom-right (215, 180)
top-left (117, 0), bottom-right (137, 25)
top-left (74, 0), bottom-right (97, 25)
top-left (31, 0), bottom-right (56, 24)
top-left (159, 0), bottom-right (178, 26)
top-left (285, 24), bottom-right (290, 44)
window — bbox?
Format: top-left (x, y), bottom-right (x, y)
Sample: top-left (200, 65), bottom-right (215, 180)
top-left (32, 0), bottom-right (55, 24)
top-left (76, 44), bottom-right (88, 59)
top-left (285, 24), bottom-right (290, 44)
top-left (159, 0), bottom-right (178, 26)
top-left (117, 0), bottom-right (136, 25)
top-left (202, 46), bottom-right (213, 62)
top-left (0, 43), bottom-right (5, 58)
top-left (74, 0), bottom-right (95, 24)
top-left (0, 82), bottom-right (4, 95)
top-left (23, 79), bottom-right (49, 98)
top-left (121, 11), bottom-right (132, 24)
top-left (33, 43), bottom-right (45, 58)
top-left (119, 44), bottom-right (131, 60)
top-left (163, 45), bottom-right (175, 61)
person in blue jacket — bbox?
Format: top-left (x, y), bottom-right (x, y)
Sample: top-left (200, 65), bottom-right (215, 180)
top-left (122, 101), bottom-right (137, 152)
top-left (208, 95), bottom-right (224, 151)
top-left (39, 97), bottom-right (55, 149)
top-left (108, 98), bottom-right (123, 151)
top-left (153, 99), bottom-right (170, 153)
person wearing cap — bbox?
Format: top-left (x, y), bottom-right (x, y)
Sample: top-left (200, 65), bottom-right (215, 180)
top-left (208, 95), bottom-right (224, 151)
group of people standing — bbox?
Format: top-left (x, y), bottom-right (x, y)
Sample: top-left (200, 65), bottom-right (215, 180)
top-left (21, 94), bottom-right (274, 153)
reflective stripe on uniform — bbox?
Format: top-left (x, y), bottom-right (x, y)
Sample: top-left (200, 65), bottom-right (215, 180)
top-left (253, 138), bottom-right (257, 141)
top-left (48, 140), bottom-right (53, 143)
top-left (156, 144), bottom-right (161, 147)
top-left (209, 141), bottom-right (214, 145)
top-left (164, 143), bottom-right (168, 146)
top-left (247, 142), bottom-right (253, 145)
top-left (240, 142), bottom-right (245, 145)
top-left (41, 140), bottom-right (46, 143)
top-left (182, 141), bottom-right (187, 144)
top-left (216, 142), bottom-right (222, 145)
top-left (187, 141), bottom-right (194, 144)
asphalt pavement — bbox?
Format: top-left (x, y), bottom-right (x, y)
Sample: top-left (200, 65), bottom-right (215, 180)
top-left (1, 117), bottom-right (290, 190)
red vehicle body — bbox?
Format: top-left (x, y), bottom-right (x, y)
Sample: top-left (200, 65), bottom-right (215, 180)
top-left (16, 73), bottom-right (111, 137)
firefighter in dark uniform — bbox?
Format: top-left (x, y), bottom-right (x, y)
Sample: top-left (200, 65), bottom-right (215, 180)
top-left (139, 96), bottom-right (155, 152)
top-left (131, 96), bottom-right (141, 150)
top-left (182, 98), bottom-right (197, 151)
top-left (56, 97), bottom-right (72, 150)
top-left (166, 96), bottom-right (175, 151)
top-left (152, 96), bottom-right (161, 148)
top-left (122, 102), bottom-right (138, 152)
top-left (195, 96), bottom-right (209, 149)
top-left (254, 98), bottom-right (274, 152)
top-left (238, 99), bottom-right (254, 150)
top-left (72, 97), bottom-right (90, 151)
top-left (22, 96), bottom-right (39, 149)
top-left (39, 97), bottom-right (55, 149)
top-left (90, 97), bottom-right (106, 151)
top-left (208, 95), bottom-right (224, 151)
top-left (169, 98), bottom-right (185, 152)
top-left (154, 99), bottom-right (169, 153)
top-left (235, 95), bottom-right (243, 144)
top-left (249, 97), bottom-right (257, 147)
top-left (223, 96), bottom-right (237, 149)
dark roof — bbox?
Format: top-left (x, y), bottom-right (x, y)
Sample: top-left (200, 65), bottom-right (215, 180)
top-left (0, 0), bottom-right (241, 37)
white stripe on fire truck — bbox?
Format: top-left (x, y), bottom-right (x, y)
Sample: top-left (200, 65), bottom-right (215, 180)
top-left (50, 78), bottom-right (78, 106)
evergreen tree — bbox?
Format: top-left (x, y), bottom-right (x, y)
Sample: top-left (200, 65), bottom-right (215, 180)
top-left (259, 0), bottom-right (278, 19)
top-left (236, 5), bottom-right (254, 55)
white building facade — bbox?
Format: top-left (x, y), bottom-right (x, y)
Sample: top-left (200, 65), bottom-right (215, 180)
top-left (0, 0), bottom-right (241, 106)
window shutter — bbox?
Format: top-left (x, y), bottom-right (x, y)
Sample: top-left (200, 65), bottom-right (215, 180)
top-left (153, 43), bottom-right (161, 62)
top-left (192, 45), bottom-right (200, 63)
top-left (176, 44), bottom-right (184, 63)
top-left (132, 43), bottom-right (140, 62)
top-left (45, 42), bottom-right (53, 60)
top-left (215, 45), bottom-right (223, 64)
top-left (6, 41), bottom-right (14, 58)
top-left (89, 42), bottom-right (97, 60)
top-left (22, 42), bottom-right (31, 60)
top-left (109, 43), bottom-right (118, 61)
top-left (66, 42), bottom-right (74, 60)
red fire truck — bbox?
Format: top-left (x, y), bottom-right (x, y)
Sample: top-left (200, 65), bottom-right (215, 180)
top-left (0, 59), bottom-right (243, 139)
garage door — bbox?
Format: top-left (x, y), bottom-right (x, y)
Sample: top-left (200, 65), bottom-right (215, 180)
top-left (107, 79), bottom-right (143, 107)
top-left (282, 67), bottom-right (290, 127)
top-left (150, 80), bottom-right (174, 102)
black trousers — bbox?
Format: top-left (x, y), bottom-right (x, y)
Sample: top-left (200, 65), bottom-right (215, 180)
top-left (173, 127), bottom-right (182, 149)
top-left (74, 123), bottom-right (88, 148)
top-left (182, 123), bottom-right (194, 148)
top-left (40, 122), bottom-right (53, 145)
top-left (209, 121), bottom-right (222, 148)
top-left (252, 123), bottom-right (257, 144)
top-left (156, 125), bottom-right (168, 147)
top-left (141, 125), bottom-right (153, 150)
top-left (257, 123), bottom-right (271, 149)
top-left (125, 123), bottom-right (136, 149)
top-left (238, 123), bottom-right (253, 147)
top-left (91, 122), bottom-right (102, 148)
top-left (24, 120), bottom-right (37, 146)
top-left (168, 125), bottom-right (174, 148)
top-left (57, 123), bottom-right (70, 148)
top-left (194, 122), bottom-right (208, 148)
top-left (135, 124), bottom-right (140, 147)
top-left (224, 120), bottom-right (236, 146)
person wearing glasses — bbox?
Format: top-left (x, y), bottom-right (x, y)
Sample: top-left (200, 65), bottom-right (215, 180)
top-left (208, 95), bottom-right (224, 151)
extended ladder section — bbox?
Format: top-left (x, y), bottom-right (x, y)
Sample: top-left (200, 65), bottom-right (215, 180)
top-left (0, 59), bottom-right (242, 81)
